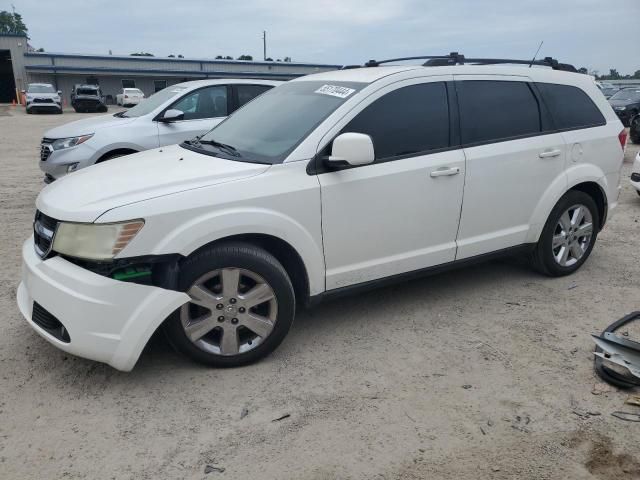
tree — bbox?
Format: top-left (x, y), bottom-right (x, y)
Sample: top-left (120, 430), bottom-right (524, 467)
top-left (178, 54), bottom-right (184, 58)
top-left (168, 54), bottom-right (175, 58)
top-left (237, 54), bottom-right (253, 61)
top-left (608, 68), bottom-right (620, 80)
top-left (283, 56), bottom-right (291, 62)
top-left (130, 52), bottom-right (154, 57)
top-left (35, 47), bottom-right (45, 52)
top-left (577, 67), bottom-right (588, 75)
top-left (265, 57), bottom-right (273, 61)
top-left (0, 9), bottom-right (29, 37)
top-left (633, 70), bottom-right (640, 80)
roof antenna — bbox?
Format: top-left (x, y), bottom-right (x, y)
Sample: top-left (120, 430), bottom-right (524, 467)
top-left (528, 41), bottom-right (544, 68)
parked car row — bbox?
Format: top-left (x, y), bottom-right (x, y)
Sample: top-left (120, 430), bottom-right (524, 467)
top-left (17, 56), bottom-right (631, 372)
top-left (608, 87), bottom-right (640, 127)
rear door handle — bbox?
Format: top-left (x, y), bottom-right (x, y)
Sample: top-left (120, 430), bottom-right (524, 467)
top-left (430, 167), bottom-right (460, 178)
top-left (539, 149), bottom-right (562, 158)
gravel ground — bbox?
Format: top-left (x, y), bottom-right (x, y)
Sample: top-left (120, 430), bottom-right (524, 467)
top-left (1, 106), bottom-right (639, 480)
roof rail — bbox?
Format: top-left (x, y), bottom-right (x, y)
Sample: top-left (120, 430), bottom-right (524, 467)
top-left (364, 52), bottom-right (577, 72)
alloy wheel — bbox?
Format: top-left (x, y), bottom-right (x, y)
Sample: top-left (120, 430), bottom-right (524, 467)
top-left (552, 204), bottom-right (594, 267)
top-left (180, 268), bottom-right (278, 356)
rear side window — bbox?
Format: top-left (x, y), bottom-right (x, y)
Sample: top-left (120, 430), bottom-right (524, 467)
top-left (536, 83), bottom-right (605, 130)
top-left (456, 80), bottom-right (541, 145)
top-left (236, 85), bottom-right (272, 108)
top-left (342, 82), bottom-right (449, 160)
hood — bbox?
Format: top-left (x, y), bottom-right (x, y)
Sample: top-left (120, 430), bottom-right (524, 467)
top-left (44, 114), bottom-right (136, 139)
top-left (37, 144), bottom-right (271, 222)
top-left (609, 99), bottom-right (636, 108)
top-left (28, 92), bottom-right (58, 99)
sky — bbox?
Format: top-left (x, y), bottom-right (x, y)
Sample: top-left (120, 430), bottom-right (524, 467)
top-left (4, 0), bottom-right (639, 75)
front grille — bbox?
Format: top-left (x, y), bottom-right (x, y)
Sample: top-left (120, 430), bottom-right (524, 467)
top-left (33, 98), bottom-right (54, 103)
top-left (32, 302), bottom-right (70, 342)
top-left (33, 210), bottom-right (58, 259)
top-left (40, 138), bottom-right (53, 162)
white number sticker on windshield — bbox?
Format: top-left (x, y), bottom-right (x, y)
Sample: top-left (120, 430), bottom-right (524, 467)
top-left (315, 85), bottom-right (356, 99)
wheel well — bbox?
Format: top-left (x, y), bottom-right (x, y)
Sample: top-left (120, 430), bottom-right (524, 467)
top-left (191, 234), bottom-right (310, 305)
top-left (96, 148), bottom-right (138, 163)
top-left (569, 182), bottom-right (607, 230)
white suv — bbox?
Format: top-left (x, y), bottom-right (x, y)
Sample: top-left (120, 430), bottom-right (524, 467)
top-left (39, 79), bottom-right (280, 182)
top-left (18, 57), bottom-right (626, 371)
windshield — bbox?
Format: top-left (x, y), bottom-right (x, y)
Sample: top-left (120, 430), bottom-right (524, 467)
top-left (196, 80), bottom-right (365, 163)
top-left (77, 88), bottom-right (98, 95)
top-left (120, 85), bottom-right (187, 117)
top-left (610, 89), bottom-right (640, 102)
top-left (125, 88), bottom-right (143, 94)
top-left (28, 84), bottom-right (55, 94)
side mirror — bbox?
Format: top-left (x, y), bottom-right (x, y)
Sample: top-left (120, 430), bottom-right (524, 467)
top-left (57, 90), bottom-right (62, 96)
top-left (159, 109), bottom-right (184, 123)
top-left (326, 132), bottom-right (375, 167)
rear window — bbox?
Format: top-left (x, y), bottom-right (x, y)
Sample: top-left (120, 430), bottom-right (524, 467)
top-left (456, 80), bottom-right (541, 145)
top-left (77, 88), bottom-right (98, 95)
top-left (536, 83), bottom-right (605, 130)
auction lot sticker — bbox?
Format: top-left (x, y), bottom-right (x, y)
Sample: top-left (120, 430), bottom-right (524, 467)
top-left (315, 85), bottom-right (356, 99)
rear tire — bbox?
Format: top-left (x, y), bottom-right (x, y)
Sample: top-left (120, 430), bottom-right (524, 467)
top-left (531, 190), bottom-right (599, 276)
top-left (164, 242), bottom-right (295, 367)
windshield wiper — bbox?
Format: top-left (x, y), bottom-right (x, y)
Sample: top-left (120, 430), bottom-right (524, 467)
top-left (197, 139), bottom-right (241, 157)
top-left (113, 111), bottom-right (128, 118)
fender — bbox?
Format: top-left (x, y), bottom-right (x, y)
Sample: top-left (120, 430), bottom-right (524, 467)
top-left (525, 163), bottom-right (608, 243)
top-left (93, 141), bottom-right (143, 160)
top-left (110, 205), bottom-right (326, 296)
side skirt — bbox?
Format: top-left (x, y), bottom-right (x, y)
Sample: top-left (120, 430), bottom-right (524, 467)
top-left (306, 244), bottom-right (536, 307)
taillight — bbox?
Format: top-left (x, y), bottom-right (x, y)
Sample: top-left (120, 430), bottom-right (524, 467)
top-left (619, 129), bottom-right (627, 150)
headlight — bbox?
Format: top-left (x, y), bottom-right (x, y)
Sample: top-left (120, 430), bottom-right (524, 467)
top-left (52, 220), bottom-right (144, 260)
top-left (616, 106), bottom-right (626, 111)
top-left (52, 134), bottom-right (94, 151)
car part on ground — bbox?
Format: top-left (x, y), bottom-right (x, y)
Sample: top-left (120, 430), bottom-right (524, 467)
top-left (592, 311), bottom-right (640, 388)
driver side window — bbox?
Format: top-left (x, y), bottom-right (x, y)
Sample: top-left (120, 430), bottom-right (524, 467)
top-left (171, 86), bottom-right (228, 120)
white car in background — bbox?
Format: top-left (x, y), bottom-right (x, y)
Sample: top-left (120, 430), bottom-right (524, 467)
top-left (632, 151), bottom-right (640, 196)
top-left (116, 88), bottom-right (145, 106)
top-left (24, 83), bottom-right (63, 114)
top-left (39, 79), bottom-right (281, 182)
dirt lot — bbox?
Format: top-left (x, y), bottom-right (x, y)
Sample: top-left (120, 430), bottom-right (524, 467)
top-left (0, 105), bottom-right (639, 480)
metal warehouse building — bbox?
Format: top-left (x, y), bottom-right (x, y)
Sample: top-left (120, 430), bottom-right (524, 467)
top-left (0, 33), bottom-right (341, 105)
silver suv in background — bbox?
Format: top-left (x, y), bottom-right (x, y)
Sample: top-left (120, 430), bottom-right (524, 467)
top-left (24, 83), bottom-right (63, 114)
top-left (39, 79), bottom-right (281, 182)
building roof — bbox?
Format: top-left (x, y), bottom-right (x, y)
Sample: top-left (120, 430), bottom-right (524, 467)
top-left (23, 51), bottom-right (341, 69)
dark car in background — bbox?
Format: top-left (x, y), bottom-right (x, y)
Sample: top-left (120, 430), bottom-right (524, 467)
top-left (71, 84), bottom-right (108, 113)
top-left (630, 113), bottom-right (640, 144)
top-left (608, 88), bottom-right (640, 126)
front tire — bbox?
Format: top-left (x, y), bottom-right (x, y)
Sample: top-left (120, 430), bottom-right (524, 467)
top-left (164, 242), bottom-right (295, 367)
top-left (531, 190), bottom-right (599, 276)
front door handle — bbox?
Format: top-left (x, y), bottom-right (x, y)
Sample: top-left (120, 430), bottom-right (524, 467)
top-left (430, 167), bottom-right (460, 178)
top-left (539, 149), bottom-right (562, 158)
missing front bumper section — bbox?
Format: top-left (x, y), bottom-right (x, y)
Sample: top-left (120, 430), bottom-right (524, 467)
top-left (62, 253), bottom-right (183, 290)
